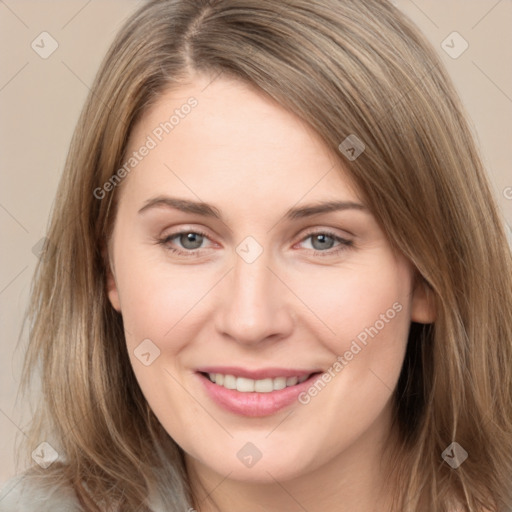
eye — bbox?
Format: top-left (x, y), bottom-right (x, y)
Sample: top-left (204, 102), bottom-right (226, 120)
top-left (156, 228), bottom-right (354, 258)
top-left (297, 230), bottom-right (354, 257)
top-left (157, 229), bottom-right (212, 257)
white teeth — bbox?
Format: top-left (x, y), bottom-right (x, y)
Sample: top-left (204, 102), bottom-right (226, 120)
top-left (272, 377), bottom-right (287, 391)
top-left (206, 373), bottom-right (312, 392)
top-left (254, 378), bottom-right (273, 393)
top-left (223, 374), bottom-right (237, 389)
top-left (236, 377), bottom-right (255, 392)
top-left (286, 376), bottom-right (298, 386)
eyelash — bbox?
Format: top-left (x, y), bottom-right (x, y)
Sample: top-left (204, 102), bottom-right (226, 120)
top-left (156, 229), bottom-right (354, 258)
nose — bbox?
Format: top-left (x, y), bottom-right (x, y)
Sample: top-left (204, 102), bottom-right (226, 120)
top-left (215, 247), bottom-right (295, 346)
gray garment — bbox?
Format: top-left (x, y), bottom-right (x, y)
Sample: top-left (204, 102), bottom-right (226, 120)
top-left (0, 474), bottom-right (167, 512)
top-left (0, 474), bottom-right (83, 512)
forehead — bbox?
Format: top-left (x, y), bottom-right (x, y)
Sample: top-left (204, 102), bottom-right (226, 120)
top-left (120, 74), bottom-right (363, 208)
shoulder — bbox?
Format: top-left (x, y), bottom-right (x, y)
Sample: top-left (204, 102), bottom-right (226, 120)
top-left (0, 472), bottom-right (83, 512)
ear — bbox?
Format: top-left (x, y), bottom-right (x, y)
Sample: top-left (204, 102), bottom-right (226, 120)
top-left (102, 241), bottom-right (121, 313)
top-left (410, 274), bottom-right (436, 324)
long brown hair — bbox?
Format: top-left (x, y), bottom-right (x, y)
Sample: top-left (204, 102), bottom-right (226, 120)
top-left (18, 0), bottom-right (512, 510)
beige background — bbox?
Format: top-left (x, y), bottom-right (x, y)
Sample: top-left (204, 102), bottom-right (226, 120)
top-left (1, 0), bottom-right (511, 481)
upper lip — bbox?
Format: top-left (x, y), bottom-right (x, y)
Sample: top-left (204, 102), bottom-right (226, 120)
top-left (196, 366), bottom-right (323, 380)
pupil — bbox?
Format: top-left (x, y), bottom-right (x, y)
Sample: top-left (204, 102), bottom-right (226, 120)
top-left (182, 233), bottom-right (202, 249)
top-left (313, 234), bottom-right (333, 250)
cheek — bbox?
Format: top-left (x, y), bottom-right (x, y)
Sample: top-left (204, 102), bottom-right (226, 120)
top-left (287, 254), bottom-right (413, 419)
top-left (115, 252), bottom-right (203, 423)
top-left (290, 255), bottom-right (411, 353)
top-left (113, 247), bottom-right (203, 346)
top-left (286, 258), bottom-right (412, 452)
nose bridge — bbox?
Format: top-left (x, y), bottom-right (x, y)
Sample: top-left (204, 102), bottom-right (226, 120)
top-left (216, 241), bottom-right (293, 344)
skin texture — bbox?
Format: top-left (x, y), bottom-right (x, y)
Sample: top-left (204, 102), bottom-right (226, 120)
top-left (106, 73), bottom-right (435, 512)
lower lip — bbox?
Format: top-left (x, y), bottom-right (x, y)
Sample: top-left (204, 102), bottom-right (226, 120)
top-left (197, 372), bottom-right (322, 417)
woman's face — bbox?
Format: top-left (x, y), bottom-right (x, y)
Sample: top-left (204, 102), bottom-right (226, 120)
top-left (106, 74), bottom-right (434, 484)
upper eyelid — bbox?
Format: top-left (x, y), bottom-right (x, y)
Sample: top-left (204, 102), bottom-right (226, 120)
top-left (299, 227), bottom-right (353, 240)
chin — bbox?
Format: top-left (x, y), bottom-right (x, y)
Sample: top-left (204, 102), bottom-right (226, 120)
top-left (194, 444), bottom-right (319, 484)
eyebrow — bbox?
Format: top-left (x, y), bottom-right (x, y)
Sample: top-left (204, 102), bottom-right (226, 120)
top-left (137, 196), bottom-right (367, 221)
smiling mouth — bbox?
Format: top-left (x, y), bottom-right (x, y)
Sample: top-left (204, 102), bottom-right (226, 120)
top-left (199, 372), bottom-right (322, 393)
